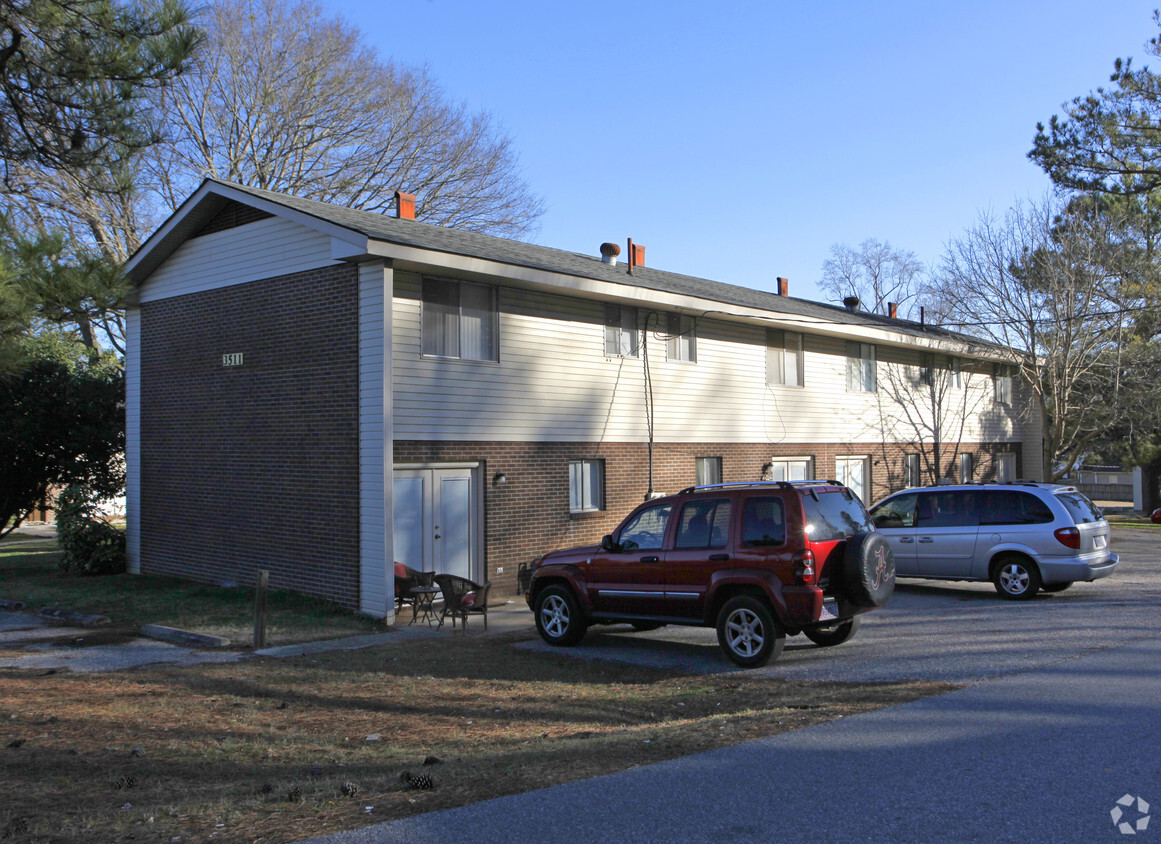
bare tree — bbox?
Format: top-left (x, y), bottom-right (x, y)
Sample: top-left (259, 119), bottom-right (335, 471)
top-left (144, 0), bottom-right (544, 238)
top-left (927, 195), bottom-right (1132, 479)
top-left (872, 350), bottom-right (995, 488)
top-left (819, 238), bottom-right (926, 317)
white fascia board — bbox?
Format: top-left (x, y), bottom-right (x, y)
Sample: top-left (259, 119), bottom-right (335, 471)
top-left (361, 239), bottom-right (1006, 360)
top-left (124, 181), bottom-right (366, 281)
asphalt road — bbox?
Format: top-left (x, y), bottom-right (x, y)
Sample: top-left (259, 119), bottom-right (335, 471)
top-left (301, 526), bottom-right (1161, 844)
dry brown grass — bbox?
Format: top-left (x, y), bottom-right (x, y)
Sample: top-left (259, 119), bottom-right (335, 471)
top-left (0, 629), bottom-right (955, 843)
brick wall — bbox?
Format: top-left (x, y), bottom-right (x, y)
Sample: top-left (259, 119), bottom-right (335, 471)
top-left (139, 264), bottom-right (362, 607)
top-left (395, 438), bottom-right (1016, 596)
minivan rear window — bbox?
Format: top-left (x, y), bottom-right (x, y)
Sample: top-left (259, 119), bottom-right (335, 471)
top-left (803, 489), bottom-right (875, 541)
top-left (1056, 490), bottom-right (1103, 524)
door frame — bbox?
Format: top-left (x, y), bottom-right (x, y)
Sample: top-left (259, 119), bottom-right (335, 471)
top-left (393, 462), bottom-right (485, 582)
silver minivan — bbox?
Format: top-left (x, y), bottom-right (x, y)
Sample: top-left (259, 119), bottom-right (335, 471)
top-left (868, 483), bottom-right (1118, 599)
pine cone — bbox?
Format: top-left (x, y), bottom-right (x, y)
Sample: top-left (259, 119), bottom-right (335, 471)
top-left (341, 781), bottom-right (360, 798)
top-left (113, 775), bottom-right (137, 790)
top-left (400, 771), bottom-right (434, 790)
top-left (286, 785), bottom-right (303, 803)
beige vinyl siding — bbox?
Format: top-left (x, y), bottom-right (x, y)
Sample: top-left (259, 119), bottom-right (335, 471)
top-left (139, 217), bottom-right (336, 303)
top-left (391, 274), bottom-right (1027, 445)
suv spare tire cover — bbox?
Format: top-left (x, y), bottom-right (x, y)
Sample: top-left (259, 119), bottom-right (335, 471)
top-left (842, 533), bottom-right (895, 608)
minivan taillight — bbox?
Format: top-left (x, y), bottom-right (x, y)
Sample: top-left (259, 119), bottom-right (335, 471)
top-left (794, 550), bottom-right (816, 585)
top-left (1054, 527), bottom-right (1081, 549)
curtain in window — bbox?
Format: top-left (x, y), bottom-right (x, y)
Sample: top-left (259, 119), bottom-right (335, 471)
top-left (422, 278), bottom-right (459, 358)
top-left (459, 282), bottom-right (496, 361)
top-left (846, 342), bottom-right (876, 391)
top-left (767, 330), bottom-right (802, 386)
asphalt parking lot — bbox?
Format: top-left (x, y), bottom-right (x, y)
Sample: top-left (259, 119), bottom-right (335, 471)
top-left (517, 526), bottom-right (1161, 683)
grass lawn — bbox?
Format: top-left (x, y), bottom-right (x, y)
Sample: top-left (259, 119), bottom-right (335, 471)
top-left (0, 536), bottom-right (384, 646)
top-left (0, 536), bottom-right (955, 843)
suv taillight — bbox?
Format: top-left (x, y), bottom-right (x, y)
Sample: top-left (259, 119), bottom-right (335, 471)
top-left (794, 550), bottom-right (816, 585)
top-left (1054, 527), bottom-right (1081, 550)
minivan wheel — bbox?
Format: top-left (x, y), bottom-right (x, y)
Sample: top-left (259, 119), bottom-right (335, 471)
top-left (716, 596), bottom-right (784, 668)
top-left (534, 586), bottom-right (588, 646)
top-left (992, 556), bottom-right (1042, 600)
top-left (803, 616), bottom-right (861, 647)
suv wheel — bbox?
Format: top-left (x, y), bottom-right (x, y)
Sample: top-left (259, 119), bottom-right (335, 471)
top-left (803, 616), bottom-right (861, 647)
top-left (534, 585), bottom-right (588, 646)
top-left (715, 595), bottom-right (784, 668)
top-left (843, 533), bottom-right (895, 608)
top-left (992, 556), bottom-right (1042, 600)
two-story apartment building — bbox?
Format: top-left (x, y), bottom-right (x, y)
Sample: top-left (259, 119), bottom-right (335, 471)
top-left (123, 180), bottom-right (1041, 620)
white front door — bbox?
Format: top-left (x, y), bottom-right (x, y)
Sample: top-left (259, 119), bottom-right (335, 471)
top-left (835, 456), bottom-right (869, 504)
top-left (392, 467), bottom-right (479, 580)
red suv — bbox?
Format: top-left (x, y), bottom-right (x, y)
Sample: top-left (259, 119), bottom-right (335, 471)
top-left (525, 481), bottom-right (895, 667)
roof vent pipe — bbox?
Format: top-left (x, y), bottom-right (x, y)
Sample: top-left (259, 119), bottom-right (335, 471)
top-left (600, 242), bottom-right (621, 265)
top-left (843, 296), bottom-right (861, 312)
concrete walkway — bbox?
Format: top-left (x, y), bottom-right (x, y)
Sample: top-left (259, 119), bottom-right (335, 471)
top-left (300, 632), bottom-right (1161, 844)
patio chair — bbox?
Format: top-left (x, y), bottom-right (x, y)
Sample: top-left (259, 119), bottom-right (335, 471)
top-left (394, 563), bottom-right (435, 616)
top-left (433, 574), bottom-right (492, 631)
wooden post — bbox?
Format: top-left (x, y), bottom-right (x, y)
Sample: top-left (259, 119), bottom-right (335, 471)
top-left (253, 570), bottom-right (269, 649)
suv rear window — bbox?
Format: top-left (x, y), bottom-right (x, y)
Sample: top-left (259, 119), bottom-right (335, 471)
top-left (1055, 490), bottom-right (1103, 524)
top-left (802, 489), bottom-right (875, 541)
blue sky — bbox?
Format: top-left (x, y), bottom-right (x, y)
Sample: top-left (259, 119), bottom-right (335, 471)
top-left (326, 0), bottom-right (1157, 303)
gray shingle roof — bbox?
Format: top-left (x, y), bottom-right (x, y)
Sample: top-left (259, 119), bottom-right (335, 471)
top-left (141, 178), bottom-right (999, 353)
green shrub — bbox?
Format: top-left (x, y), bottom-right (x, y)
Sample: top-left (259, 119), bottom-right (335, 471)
top-left (56, 485), bottom-right (126, 576)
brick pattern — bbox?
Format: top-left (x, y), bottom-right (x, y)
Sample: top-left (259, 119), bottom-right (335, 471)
top-left (139, 265), bottom-right (361, 607)
top-left (395, 438), bottom-right (1018, 596)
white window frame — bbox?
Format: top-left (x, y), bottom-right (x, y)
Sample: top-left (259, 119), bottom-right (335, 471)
top-left (835, 455), bottom-right (870, 503)
top-left (604, 304), bottom-right (638, 357)
top-left (905, 453), bottom-right (922, 488)
top-left (667, 313), bottom-right (696, 362)
top-left (996, 452), bottom-right (1016, 483)
top-left (421, 277), bottom-right (498, 361)
top-left (766, 457), bottom-right (814, 483)
top-left (695, 456), bottom-right (723, 486)
top-left (568, 459), bottom-right (605, 513)
top-left (846, 342), bottom-right (876, 392)
top-left (766, 329), bottom-right (804, 387)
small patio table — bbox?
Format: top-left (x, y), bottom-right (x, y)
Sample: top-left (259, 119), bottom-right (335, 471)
top-left (408, 586), bottom-right (441, 626)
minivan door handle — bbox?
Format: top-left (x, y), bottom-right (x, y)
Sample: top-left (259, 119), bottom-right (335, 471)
top-left (898, 537), bottom-right (915, 544)
top-left (708, 554), bottom-right (730, 562)
top-left (918, 537), bottom-right (934, 543)
top-left (640, 555), bottom-right (660, 563)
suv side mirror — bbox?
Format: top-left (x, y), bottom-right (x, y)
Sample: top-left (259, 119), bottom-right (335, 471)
top-left (600, 534), bottom-right (619, 553)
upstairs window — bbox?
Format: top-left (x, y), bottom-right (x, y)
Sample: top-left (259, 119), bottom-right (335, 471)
top-left (766, 329), bottom-right (804, 387)
top-left (667, 314), bottom-right (696, 362)
top-left (846, 342), bottom-right (877, 392)
top-left (914, 353), bottom-right (934, 387)
top-left (422, 278), bottom-right (498, 361)
top-left (604, 304), bottom-right (638, 357)
top-left (994, 364), bottom-right (1013, 405)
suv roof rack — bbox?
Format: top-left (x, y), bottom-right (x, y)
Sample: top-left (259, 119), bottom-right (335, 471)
top-left (678, 480), bottom-right (844, 496)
